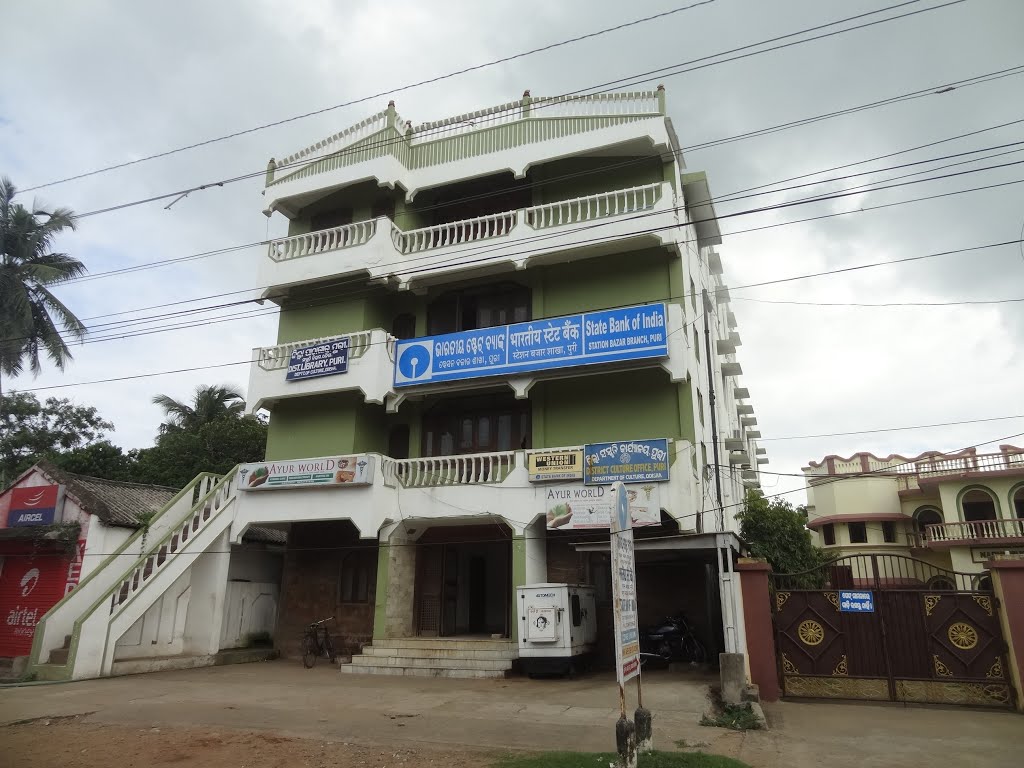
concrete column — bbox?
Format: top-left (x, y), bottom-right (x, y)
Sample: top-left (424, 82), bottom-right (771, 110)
top-left (512, 534), bottom-right (527, 643)
top-left (182, 530), bottom-right (231, 656)
top-left (736, 558), bottom-right (780, 702)
top-left (383, 529), bottom-right (416, 638)
top-left (986, 556), bottom-right (1024, 712)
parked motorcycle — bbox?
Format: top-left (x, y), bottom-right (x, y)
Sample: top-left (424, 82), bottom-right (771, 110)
top-left (639, 613), bottom-right (707, 666)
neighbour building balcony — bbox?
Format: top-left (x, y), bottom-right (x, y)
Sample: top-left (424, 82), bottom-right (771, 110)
top-left (263, 91), bottom-right (672, 217)
top-left (259, 182), bottom-right (677, 294)
top-left (910, 518), bottom-right (1024, 548)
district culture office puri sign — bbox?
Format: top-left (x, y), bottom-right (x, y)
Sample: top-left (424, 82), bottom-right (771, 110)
top-left (393, 303), bottom-right (668, 387)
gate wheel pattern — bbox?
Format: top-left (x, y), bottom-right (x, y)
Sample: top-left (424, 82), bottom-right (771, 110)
top-left (947, 622), bottom-right (978, 650)
top-left (798, 620), bottom-right (825, 646)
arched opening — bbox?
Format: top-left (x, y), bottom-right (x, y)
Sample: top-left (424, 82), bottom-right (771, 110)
top-left (1013, 485), bottom-right (1024, 519)
top-left (975, 574), bottom-right (993, 592)
top-left (914, 507), bottom-right (944, 542)
top-left (961, 489), bottom-right (997, 522)
top-left (927, 576), bottom-right (955, 591)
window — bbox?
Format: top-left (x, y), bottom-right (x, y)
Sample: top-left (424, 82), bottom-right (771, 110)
top-left (422, 394), bottom-right (530, 456)
top-left (697, 389), bottom-right (705, 426)
top-left (391, 313), bottom-right (416, 340)
top-left (690, 278), bottom-right (697, 313)
top-left (882, 521), bottom-right (896, 543)
top-left (962, 488), bottom-right (997, 522)
top-left (427, 283), bottom-right (530, 335)
top-left (693, 327), bottom-right (700, 361)
top-left (822, 523), bottom-right (836, 546)
top-left (310, 207), bottom-right (352, 232)
top-left (1014, 486), bottom-right (1024, 519)
top-left (339, 550), bottom-right (376, 603)
top-left (847, 522), bottom-right (867, 544)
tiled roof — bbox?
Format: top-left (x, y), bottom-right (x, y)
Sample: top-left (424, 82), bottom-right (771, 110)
top-left (36, 460), bottom-right (178, 528)
top-left (245, 526), bottom-right (288, 545)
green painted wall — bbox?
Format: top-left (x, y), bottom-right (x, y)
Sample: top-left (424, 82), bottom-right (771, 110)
top-left (265, 392), bottom-right (388, 460)
top-left (531, 247), bottom-right (675, 318)
top-left (533, 368), bottom-right (683, 453)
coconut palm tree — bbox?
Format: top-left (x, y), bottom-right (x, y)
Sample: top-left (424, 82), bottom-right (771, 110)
top-left (0, 176), bottom-right (87, 380)
top-left (152, 384), bottom-right (246, 435)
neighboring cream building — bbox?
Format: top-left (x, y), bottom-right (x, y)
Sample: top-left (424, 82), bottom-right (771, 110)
top-left (803, 445), bottom-right (1024, 586)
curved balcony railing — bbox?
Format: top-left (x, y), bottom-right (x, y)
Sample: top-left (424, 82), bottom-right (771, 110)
top-left (268, 220), bottom-right (377, 262)
top-left (525, 182), bottom-right (661, 229)
top-left (257, 331), bottom-right (376, 371)
top-left (381, 452), bottom-right (517, 488)
top-left (391, 210), bottom-right (517, 254)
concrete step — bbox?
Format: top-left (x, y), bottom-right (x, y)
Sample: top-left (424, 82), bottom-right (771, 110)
top-left (339, 663), bottom-right (510, 680)
top-left (350, 654), bottom-right (512, 671)
top-left (361, 645), bottom-right (517, 660)
top-left (48, 648), bottom-right (70, 665)
top-left (370, 638), bottom-right (515, 652)
top-left (63, 635), bottom-right (72, 649)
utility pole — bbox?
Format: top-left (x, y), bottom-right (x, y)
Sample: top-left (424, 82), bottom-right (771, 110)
top-left (701, 290), bottom-right (724, 530)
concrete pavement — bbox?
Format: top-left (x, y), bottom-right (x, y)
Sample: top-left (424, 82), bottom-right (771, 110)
top-left (1, 661), bottom-right (1020, 767)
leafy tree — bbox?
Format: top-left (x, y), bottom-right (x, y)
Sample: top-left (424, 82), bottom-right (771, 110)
top-left (0, 177), bottom-right (86, 384)
top-left (736, 489), bottom-right (827, 576)
top-left (152, 384), bottom-right (245, 436)
top-left (0, 392), bottom-right (114, 483)
top-left (133, 415), bottom-right (267, 488)
top-left (48, 440), bottom-right (139, 481)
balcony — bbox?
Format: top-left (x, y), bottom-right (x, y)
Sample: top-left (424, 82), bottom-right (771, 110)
top-left (259, 182), bottom-right (677, 294)
top-left (229, 443), bottom-right (726, 541)
top-left (263, 91), bottom-right (671, 216)
top-left (913, 518), bottom-right (1024, 548)
top-left (247, 329), bottom-right (394, 411)
top-left (249, 302), bottom-right (690, 411)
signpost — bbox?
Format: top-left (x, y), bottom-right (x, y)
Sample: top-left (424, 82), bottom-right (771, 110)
top-left (237, 455), bottom-right (374, 490)
top-left (584, 439), bottom-right (670, 485)
top-left (286, 338), bottom-right (350, 381)
top-left (839, 590), bottom-right (875, 613)
top-left (393, 303), bottom-right (668, 387)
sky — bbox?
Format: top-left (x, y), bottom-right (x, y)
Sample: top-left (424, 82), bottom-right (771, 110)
top-left (1, 0), bottom-right (1022, 505)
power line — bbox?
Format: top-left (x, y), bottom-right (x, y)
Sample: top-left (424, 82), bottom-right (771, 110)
top-left (17, 1), bottom-right (719, 194)
top-left (61, 1), bottom-right (973, 220)
top-left (51, 114), bottom-right (1024, 329)
top-left (732, 296), bottom-right (1024, 308)
top-left (10, 237), bottom-right (1023, 392)
top-left (754, 414), bottom-right (1024, 441)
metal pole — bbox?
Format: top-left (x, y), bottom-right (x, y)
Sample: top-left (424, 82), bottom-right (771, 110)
top-left (702, 291), bottom-right (724, 530)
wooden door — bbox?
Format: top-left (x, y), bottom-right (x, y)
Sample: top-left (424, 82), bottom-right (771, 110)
top-left (416, 545), bottom-right (443, 636)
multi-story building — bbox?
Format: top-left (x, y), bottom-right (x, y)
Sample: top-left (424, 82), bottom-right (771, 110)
top-left (803, 445), bottom-right (1024, 587)
top-left (26, 88), bottom-right (765, 681)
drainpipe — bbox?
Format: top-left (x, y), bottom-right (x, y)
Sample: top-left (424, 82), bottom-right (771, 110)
top-left (702, 290), bottom-right (724, 531)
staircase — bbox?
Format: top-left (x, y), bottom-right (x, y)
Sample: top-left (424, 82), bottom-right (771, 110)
top-left (30, 470), bottom-right (240, 681)
top-left (340, 637), bottom-right (517, 679)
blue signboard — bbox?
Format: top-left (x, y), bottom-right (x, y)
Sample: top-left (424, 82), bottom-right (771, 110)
top-left (839, 590), bottom-right (875, 613)
top-left (585, 439), bottom-right (670, 485)
top-left (393, 303), bottom-right (668, 387)
top-left (10, 508), bottom-right (57, 526)
top-left (286, 338), bottom-right (350, 381)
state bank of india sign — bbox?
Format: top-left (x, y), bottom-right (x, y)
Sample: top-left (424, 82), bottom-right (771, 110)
top-left (237, 455), bottom-right (374, 490)
top-left (393, 303), bottom-right (668, 387)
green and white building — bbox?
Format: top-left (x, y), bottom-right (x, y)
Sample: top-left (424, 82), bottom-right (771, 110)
top-left (27, 89), bottom-right (766, 680)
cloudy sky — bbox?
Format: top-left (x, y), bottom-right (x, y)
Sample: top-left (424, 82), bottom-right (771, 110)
top-left (1, 0), bottom-right (1022, 504)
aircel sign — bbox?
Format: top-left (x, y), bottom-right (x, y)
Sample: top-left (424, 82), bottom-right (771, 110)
top-left (7, 485), bottom-right (64, 527)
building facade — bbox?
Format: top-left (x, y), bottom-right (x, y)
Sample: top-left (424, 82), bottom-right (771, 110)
top-left (26, 89), bottom-right (766, 681)
top-left (804, 445), bottom-right (1024, 585)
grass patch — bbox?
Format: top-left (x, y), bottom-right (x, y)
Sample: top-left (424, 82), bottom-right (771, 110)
top-left (494, 751), bottom-right (750, 768)
top-left (699, 703), bottom-right (762, 731)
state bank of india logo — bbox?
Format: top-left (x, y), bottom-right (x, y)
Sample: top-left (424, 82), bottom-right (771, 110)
top-left (396, 342), bottom-right (433, 384)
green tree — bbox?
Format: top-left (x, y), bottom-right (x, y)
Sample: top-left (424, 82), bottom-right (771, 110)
top-left (133, 415), bottom-right (267, 488)
top-left (736, 489), bottom-right (827, 575)
top-left (0, 392), bottom-right (114, 483)
top-left (0, 177), bottom-right (86, 385)
top-left (152, 384), bottom-right (245, 436)
top-left (49, 440), bottom-right (138, 481)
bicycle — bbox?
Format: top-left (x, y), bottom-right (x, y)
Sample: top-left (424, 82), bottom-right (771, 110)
top-left (301, 616), bottom-right (337, 668)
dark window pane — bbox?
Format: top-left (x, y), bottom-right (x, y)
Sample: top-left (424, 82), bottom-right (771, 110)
top-left (571, 594), bottom-right (582, 627)
top-left (848, 522), bottom-right (867, 544)
top-left (882, 521), bottom-right (896, 543)
top-left (822, 523), bottom-right (835, 546)
top-left (478, 417), bottom-right (491, 447)
top-left (497, 415), bottom-right (512, 451)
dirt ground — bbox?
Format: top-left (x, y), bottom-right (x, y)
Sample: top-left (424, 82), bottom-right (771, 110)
top-left (5, 715), bottom-right (497, 768)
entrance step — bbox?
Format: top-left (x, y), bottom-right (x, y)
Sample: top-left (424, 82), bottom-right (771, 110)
top-left (339, 664), bottom-right (510, 679)
top-left (351, 654), bottom-right (511, 671)
top-left (361, 645), bottom-right (516, 661)
top-left (343, 637), bottom-right (517, 679)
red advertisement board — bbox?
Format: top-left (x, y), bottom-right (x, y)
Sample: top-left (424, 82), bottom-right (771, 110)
top-left (8, 485), bottom-right (63, 527)
top-left (0, 543), bottom-right (75, 657)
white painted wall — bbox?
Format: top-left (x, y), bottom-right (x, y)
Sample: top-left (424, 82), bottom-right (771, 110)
top-left (113, 571), bottom-right (190, 660)
top-left (219, 581), bottom-right (279, 650)
top-left (227, 545), bottom-right (283, 584)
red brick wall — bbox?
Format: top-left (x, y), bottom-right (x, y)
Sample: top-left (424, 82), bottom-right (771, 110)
top-left (277, 521), bottom-right (377, 658)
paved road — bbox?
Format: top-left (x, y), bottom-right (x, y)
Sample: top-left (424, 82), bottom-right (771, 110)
top-left (1, 661), bottom-right (1020, 767)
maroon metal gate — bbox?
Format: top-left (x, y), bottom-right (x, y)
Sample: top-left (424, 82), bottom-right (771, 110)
top-left (771, 555), bottom-right (1014, 708)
